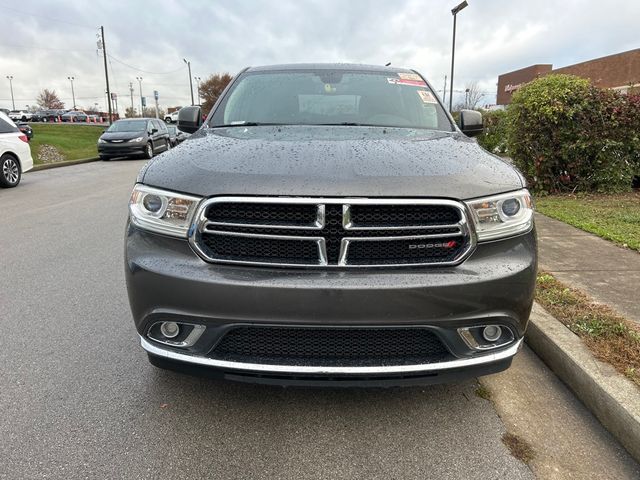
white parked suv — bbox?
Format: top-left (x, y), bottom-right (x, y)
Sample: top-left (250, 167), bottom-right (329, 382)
top-left (164, 110), bottom-right (180, 123)
top-left (9, 110), bottom-right (33, 122)
top-left (0, 111), bottom-right (34, 187)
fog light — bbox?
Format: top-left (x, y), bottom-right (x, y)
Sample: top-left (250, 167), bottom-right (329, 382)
top-left (482, 325), bottom-right (502, 342)
top-left (160, 321), bottom-right (180, 339)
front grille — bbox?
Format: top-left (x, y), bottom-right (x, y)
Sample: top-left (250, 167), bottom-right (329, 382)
top-left (192, 198), bottom-right (473, 267)
top-left (346, 238), bottom-right (463, 265)
top-left (201, 233), bottom-right (320, 265)
top-left (348, 204), bottom-right (460, 228)
top-left (206, 203), bottom-right (319, 227)
top-left (210, 326), bottom-right (451, 366)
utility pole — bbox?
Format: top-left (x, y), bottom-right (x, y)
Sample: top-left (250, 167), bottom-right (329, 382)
top-left (194, 76), bottom-right (202, 105)
top-left (449, 1), bottom-right (468, 112)
top-left (442, 75), bottom-right (447, 104)
top-left (6, 76), bottom-right (15, 110)
top-left (67, 76), bottom-right (76, 109)
top-left (183, 58), bottom-right (194, 105)
top-left (129, 82), bottom-right (134, 116)
top-left (99, 26), bottom-right (113, 124)
top-left (136, 77), bottom-right (143, 117)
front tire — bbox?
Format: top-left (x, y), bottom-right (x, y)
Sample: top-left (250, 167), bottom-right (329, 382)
top-left (0, 154), bottom-right (21, 188)
top-left (144, 142), bottom-right (154, 159)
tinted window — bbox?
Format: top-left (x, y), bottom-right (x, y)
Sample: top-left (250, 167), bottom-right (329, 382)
top-left (210, 69), bottom-right (452, 131)
top-left (153, 120), bottom-right (167, 133)
top-left (0, 116), bottom-right (18, 133)
top-left (107, 119), bottom-right (148, 133)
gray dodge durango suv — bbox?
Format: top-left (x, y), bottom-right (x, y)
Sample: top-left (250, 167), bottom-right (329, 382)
top-left (125, 63), bottom-right (537, 386)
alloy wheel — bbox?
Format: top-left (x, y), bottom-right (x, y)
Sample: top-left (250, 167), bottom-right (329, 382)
top-left (2, 158), bottom-right (19, 184)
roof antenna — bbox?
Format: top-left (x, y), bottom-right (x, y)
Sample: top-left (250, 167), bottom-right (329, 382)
top-left (385, 62), bottom-right (391, 66)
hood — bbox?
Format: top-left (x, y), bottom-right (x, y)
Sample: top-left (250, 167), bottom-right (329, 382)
top-left (140, 126), bottom-right (523, 200)
top-left (101, 131), bottom-right (146, 141)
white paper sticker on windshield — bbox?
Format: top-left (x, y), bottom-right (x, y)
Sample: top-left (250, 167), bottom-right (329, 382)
top-left (387, 77), bottom-right (427, 87)
top-left (417, 90), bottom-right (437, 104)
top-left (398, 73), bottom-right (423, 82)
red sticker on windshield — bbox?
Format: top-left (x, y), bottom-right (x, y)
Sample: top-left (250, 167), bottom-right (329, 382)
top-left (387, 77), bottom-right (427, 87)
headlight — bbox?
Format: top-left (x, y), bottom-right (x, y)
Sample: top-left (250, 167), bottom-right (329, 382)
top-left (465, 189), bottom-right (533, 241)
top-left (131, 136), bottom-right (144, 143)
top-left (98, 138), bottom-right (106, 143)
top-left (129, 184), bottom-right (201, 237)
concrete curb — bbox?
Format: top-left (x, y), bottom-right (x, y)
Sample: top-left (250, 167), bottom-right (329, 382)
top-left (526, 302), bottom-right (640, 462)
top-left (30, 157), bottom-right (100, 172)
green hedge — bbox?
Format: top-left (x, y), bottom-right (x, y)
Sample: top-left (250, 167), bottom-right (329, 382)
top-left (505, 74), bottom-right (640, 193)
top-left (477, 109), bottom-right (508, 155)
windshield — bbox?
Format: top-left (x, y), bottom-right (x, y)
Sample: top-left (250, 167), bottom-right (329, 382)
top-left (210, 69), bottom-right (453, 131)
top-left (107, 119), bottom-right (148, 133)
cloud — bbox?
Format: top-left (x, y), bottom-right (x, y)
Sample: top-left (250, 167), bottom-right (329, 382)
top-left (1, 0), bottom-right (638, 111)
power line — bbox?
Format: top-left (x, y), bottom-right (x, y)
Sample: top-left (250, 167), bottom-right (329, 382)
top-left (107, 54), bottom-right (186, 75)
top-left (0, 42), bottom-right (95, 53)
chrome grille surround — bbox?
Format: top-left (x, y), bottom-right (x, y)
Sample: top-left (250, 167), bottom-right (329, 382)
top-left (189, 197), bottom-right (476, 268)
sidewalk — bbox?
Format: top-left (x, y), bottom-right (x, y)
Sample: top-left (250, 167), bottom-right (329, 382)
top-left (536, 213), bottom-right (640, 325)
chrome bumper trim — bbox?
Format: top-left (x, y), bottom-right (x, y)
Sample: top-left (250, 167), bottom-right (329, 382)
top-left (140, 336), bottom-right (522, 375)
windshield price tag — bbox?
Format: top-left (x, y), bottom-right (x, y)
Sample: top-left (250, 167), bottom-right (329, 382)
top-left (417, 90), bottom-right (437, 104)
top-left (387, 77), bottom-right (427, 87)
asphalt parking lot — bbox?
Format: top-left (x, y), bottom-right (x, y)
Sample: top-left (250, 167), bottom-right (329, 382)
top-left (0, 160), bottom-right (637, 479)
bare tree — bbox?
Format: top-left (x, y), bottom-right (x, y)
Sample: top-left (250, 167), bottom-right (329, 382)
top-left (36, 89), bottom-right (65, 109)
top-left (200, 73), bottom-right (233, 115)
top-left (462, 82), bottom-right (485, 110)
top-left (142, 106), bottom-right (165, 118)
top-left (124, 107), bottom-right (137, 118)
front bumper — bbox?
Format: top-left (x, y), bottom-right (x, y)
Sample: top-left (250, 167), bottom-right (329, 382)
top-left (98, 143), bottom-right (145, 157)
top-left (125, 224), bottom-right (537, 384)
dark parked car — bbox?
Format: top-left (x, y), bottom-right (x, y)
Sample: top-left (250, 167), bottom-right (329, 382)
top-left (166, 125), bottom-right (188, 146)
top-left (125, 63), bottom-right (537, 387)
top-left (98, 118), bottom-right (170, 160)
top-left (60, 110), bottom-right (88, 122)
top-left (16, 122), bottom-right (33, 141)
top-left (33, 109), bottom-right (66, 122)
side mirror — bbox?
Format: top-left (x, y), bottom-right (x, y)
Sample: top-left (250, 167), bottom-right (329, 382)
top-left (457, 110), bottom-right (483, 137)
top-left (151, 128), bottom-right (158, 134)
top-left (178, 106), bottom-right (202, 134)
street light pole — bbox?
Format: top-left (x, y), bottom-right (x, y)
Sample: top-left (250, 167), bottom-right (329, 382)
top-left (136, 77), bottom-right (143, 117)
top-left (67, 76), bottom-right (76, 110)
top-left (129, 82), bottom-right (134, 116)
top-left (183, 58), bottom-right (194, 105)
top-left (6, 76), bottom-right (15, 110)
top-left (194, 76), bottom-right (201, 105)
top-left (449, 0), bottom-right (468, 112)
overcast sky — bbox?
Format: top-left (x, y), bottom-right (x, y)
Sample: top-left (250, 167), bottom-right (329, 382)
top-left (1, 0), bottom-right (638, 112)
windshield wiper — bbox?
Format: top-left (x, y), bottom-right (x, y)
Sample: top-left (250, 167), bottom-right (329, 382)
top-left (316, 122), bottom-right (383, 127)
top-left (210, 122), bottom-right (287, 128)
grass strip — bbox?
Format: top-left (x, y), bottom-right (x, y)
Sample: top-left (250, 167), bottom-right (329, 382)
top-left (536, 192), bottom-right (640, 252)
top-left (536, 272), bottom-right (640, 387)
top-left (29, 124), bottom-right (102, 164)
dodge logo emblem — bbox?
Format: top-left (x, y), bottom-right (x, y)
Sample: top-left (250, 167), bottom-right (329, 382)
top-left (408, 240), bottom-right (458, 250)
